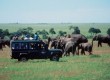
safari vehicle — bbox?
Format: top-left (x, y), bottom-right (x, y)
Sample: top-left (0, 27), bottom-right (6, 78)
top-left (10, 40), bottom-right (63, 62)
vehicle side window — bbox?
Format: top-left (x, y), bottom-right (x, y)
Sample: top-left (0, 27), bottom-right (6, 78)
top-left (29, 43), bottom-right (36, 49)
top-left (38, 43), bottom-right (45, 50)
top-left (12, 42), bottom-right (28, 49)
top-left (12, 43), bottom-right (20, 49)
top-left (21, 43), bottom-right (28, 49)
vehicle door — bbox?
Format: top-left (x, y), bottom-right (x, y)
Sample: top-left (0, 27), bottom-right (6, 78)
top-left (37, 42), bottom-right (48, 59)
top-left (28, 42), bottom-right (39, 59)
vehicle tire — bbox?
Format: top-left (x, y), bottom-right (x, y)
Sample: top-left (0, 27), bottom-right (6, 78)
top-left (50, 55), bottom-right (59, 61)
top-left (19, 56), bottom-right (28, 62)
top-left (18, 58), bottom-right (20, 61)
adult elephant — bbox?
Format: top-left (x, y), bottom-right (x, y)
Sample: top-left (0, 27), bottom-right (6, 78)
top-left (64, 41), bottom-right (77, 56)
top-left (92, 34), bottom-right (110, 47)
top-left (49, 40), bottom-right (58, 49)
top-left (48, 37), bottom-right (59, 49)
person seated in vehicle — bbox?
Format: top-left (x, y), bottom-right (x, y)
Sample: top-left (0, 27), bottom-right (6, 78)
top-left (14, 43), bottom-right (19, 49)
top-left (34, 33), bottom-right (39, 40)
top-left (21, 43), bottom-right (27, 49)
top-left (30, 43), bottom-right (35, 49)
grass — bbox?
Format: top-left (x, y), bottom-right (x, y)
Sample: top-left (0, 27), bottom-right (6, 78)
top-left (0, 54), bottom-right (110, 80)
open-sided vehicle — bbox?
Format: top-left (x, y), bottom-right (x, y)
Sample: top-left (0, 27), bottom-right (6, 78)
top-left (10, 40), bottom-right (63, 62)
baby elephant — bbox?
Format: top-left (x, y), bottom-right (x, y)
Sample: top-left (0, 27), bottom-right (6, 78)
top-left (78, 43), bottom-right (93, 55)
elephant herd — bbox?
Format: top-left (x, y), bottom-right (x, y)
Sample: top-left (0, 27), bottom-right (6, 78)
top-left (48, 34), bottom-right (110, 56)
top-left (0, 34), bottom-right (110, 56)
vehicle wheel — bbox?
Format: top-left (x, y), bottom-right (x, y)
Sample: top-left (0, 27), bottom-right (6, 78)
top-left (19, 56), bottom-right (28, 62)
top-left (18, 58), bottom-right (20, 61)
top-left (50, 55), bottom-right (59, 61)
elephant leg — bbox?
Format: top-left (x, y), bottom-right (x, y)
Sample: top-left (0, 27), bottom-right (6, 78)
top-left (76, 50), bottom-right (79, 55)
top-left (68, 52), bottom-right (71, 56)
top-left (65, 51), bottom-right (69, 56)
top-left (100, 43), bottom-right (102, 47)
top-left (83, 51), bottom-right (85, 55)
top-left (98, 41), bottom-right (102, 47)
top-left (98, 41), bottom-right (100, 47)
top-left (77, 47), bottom-right (79, 55)
top-left (63, 52), bottom-right (66, 56)
top-left (66, 52), bottom-right (69, 56)
top-left (81, 49), bottom-right (84, 55)
top-left (74, 47), bottom-right (78, 55)
top-left (82, 48), bottom-right (85, 55)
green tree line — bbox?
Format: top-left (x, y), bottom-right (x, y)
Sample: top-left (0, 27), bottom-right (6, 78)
top-left (0, 26), bottom-right (110, 39)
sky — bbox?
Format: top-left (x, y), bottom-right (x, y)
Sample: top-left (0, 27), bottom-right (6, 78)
top-left (0, 0), bottom-right (110, 23)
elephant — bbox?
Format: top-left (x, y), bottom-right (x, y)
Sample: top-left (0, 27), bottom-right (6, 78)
top-left (60, 34), bottom-right (88, 55)
top-left (0, 42), bottom-right (3, 50)
top-left (64, 41), bottom-right (77, 56)
top-left (78, 43), bottom-right (93, 55)
top-left (48, 37), bottom-right (59, 49)
top-left (49, 34), bottom-right (88, 55)
top-left (50, 40), bottom-right (57, 49)
top-left (92, 34), bottom-right (110, 47)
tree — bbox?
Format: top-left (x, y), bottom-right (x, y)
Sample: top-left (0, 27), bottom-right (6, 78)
top-left (17, 27), bottom-right (33, 36)
top-left (69, 25), bottom-right (74, 30)
top-left (107, 28), bottom-right (110, 35)
top-left (41, 29), bottom-right (49, 39)
top-left (27, 27), bottom-right (33, 34)
top-left (72, 26), bottom-right (80, 34)
top-left (35, 30), bottom-right (49, 39)
top-left (88, 27), bottom-right (95, 36)
top-left (49, 28), bottom-right (56, 36)
top-left (0, 29), bottom-right (3, 37)
top-left (0, 29), bottom-right (10, 38)
top-left (35, 30), bottom-right (42, 35)
top-left (88, 27), bottom-right (101, 36)
top-left (3, 29), bottom-right (10, 36)
top-left (94, 29), bottom-right (101, 34)
top-left (42, 29), bottom-right (49, 35)
top-left (69, 26), bottom-right (80, 34)
top-left (58, 31), bottom-right (67, 36)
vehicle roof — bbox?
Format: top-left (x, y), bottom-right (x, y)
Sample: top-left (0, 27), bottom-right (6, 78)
top-left (11, 40), bottom-right (43, 43)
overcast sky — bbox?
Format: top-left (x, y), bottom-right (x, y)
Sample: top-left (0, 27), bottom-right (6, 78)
top-left (0, 0), bottom-right (110, 23)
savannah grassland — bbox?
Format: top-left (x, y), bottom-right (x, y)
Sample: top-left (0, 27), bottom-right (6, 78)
top-left (0, 23), bottom-right (110, 36)
top-left (0, 23), bottom-right (110, 80)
